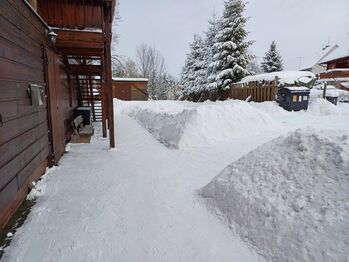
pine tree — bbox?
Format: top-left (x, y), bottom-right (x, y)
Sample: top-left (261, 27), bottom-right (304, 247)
top-left (261, 41), bottom-right (283, 73)
top-left (204, 13), bottom-right (220, 92)
top-left (209, 0), bottom-right (251, 90)
top-left (180, 35), bottom-right (206, 97)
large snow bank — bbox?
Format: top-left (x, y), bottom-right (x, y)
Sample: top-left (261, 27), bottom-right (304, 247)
top-left (241, 71), bottom-right (315, 85)
top-left (122, 100), bottom-right (277, 149)
top-left (199, 129), bottom-right (349, 262)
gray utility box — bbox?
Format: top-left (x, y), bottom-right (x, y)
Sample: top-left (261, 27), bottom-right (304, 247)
top-left (278, 87), bottom-right (310, 111)
top-left (76, 107), bottom-right (92, 126)
top-left (325, 96), bottom-right (338, 105)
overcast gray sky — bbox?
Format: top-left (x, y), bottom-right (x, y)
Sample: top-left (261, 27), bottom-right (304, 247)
top-left (112, 0), bottom-right (349, 78)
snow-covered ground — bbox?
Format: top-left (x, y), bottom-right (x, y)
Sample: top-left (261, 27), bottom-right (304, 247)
top-left (2, 99), bottom-right (349, 261)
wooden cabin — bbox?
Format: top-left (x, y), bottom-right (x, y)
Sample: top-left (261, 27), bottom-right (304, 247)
top-left (0, 0), bottom-right (116, 229)
top-left (112, 78), bottom-right (149, 101)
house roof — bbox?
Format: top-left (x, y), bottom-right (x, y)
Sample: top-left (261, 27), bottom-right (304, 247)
top-left (320, 55), bottom-right (349, 65)
top-left (317, 45), bottom-right (349, 65)
top-left (302, 44), bottom-right (349, 70)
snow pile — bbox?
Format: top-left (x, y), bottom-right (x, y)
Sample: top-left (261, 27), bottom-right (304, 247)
top-left (311, 84), bottom-right (349, 102)
top-left (123, 100), bottom-right (277, 149)
top-left (308, 98), bottom-right (349, 116)
top-left (241, 71), bottom-right (315, 85)
top-left (199, 129), bottom-right (349, 262)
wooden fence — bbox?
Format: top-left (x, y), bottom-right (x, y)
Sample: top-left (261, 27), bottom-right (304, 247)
top-left (185, 81), bottom-right (277, 103)
top-left (230, 81), bottom-right (277, 102)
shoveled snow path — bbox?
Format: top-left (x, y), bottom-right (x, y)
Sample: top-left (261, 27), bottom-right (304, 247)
top-left (3, 114), bottom-right (270, 262)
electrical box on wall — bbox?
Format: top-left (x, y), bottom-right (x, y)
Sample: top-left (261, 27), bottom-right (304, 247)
top-left (28, 84), bottom-right (45, 107)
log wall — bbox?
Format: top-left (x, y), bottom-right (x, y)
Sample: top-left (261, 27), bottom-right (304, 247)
top-left (0, 0), bottom-right (76, 229)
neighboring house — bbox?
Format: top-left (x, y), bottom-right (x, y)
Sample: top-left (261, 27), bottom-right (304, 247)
top-left (302, 44), bottom-right (349, 74)
top-left (322, 55), bottom-right (349, 70)
top-left (319, 54), bottom-right (349, 90)
top-left (0, 0), bottom-right (116, 229)
top-left (112, 78), bottom-right (149, 101)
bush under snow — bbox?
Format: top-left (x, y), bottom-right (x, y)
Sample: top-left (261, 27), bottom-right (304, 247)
top-left (123, 100), bottom-right (277, 149)
top-left (199, 128), bottom-right (349, 262)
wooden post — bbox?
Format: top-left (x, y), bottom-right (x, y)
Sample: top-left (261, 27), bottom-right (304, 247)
top-left (323, 82), bottom-right (327, 99)
top-left (101, 75), bottom-right (107, 138)
top-left (88, 75), bottom-right (96, 121)
top-left (103, 2), bottom-right (115, 148)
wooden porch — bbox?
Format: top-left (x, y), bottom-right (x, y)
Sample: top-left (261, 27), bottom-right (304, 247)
top-left (38, 0), bottom-right (116, 148)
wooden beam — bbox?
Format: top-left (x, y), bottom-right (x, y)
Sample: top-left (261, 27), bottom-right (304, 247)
top-left (53, 29), bottom-right (104, 56)
top-left (59, 48), bottom-right (103, 57)
top-left (68, 64), bottom-right (103, 74)
top-left (103, 3), bottom-right (115, 148)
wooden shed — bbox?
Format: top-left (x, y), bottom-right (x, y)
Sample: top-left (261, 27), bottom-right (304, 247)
top-left (112, 78), bottom-right (149, 101)
top-left (0, 0), bottom-right (116, 229)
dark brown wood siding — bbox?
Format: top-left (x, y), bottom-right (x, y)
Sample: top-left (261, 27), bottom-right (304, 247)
top-left (0, 0), bottom-right (77, 228)
top-left (0, 0), bottom-right (50, 227)
top-left (37, 0), bottom-right (103, 29)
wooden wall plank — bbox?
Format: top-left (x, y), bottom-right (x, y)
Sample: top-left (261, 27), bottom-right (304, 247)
top-left (0, 16), bottom-right (41, 55)
top-left (0, 57), bottom-right (44, 83)
top-left (17, 145), bottom-right (49, 188)
top-left (0, 159), bottom-right (47, 229)
top-left (0, 36), bottom-right (43, 69)
top-left (0, 135), bottom-right (48, 191)
top-left (0, 178), bottom-right (18, 212)
top-left (7, 0), bottom-right (49, 41)
top-left (0, 122), bottom-right (48, 169)
top-left (0, 1), bottom-right (47, 43)
top-left (0, 109), bottom-right (47, 146)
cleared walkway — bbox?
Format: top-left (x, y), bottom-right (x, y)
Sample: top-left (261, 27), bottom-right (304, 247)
top-left (3, 114), bottom-right (265, 262)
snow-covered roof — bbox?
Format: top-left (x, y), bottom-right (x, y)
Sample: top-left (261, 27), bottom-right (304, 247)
top-left (318, 77), bottom-right (349, 82)
top-left (302, 44), bottom-right (349, 69)
top-left (241, 71), bottom-right (316, 85)
top-left (284, 86), bottom-right (309, 92)
top-left (112, 77), bottom-right (149, 82)
top-left (321, 54), bottom-right (349, 64)
top-left (324, 68), bottom-right (349, 73)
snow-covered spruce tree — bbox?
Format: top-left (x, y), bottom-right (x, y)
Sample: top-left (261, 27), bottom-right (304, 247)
top-left (261, 41), bottom-right (283, 73)
top-left (203, 12), bottom-right (221, 92)
top-left (180, 35), bottom-right (206, 97)
top-left (209, 0), bottom-right (251, 90)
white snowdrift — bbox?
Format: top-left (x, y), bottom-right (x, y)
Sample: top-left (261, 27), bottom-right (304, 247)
top-left (308, 98), bottom-right (349, 116)
top-left (199, 129), bottom-right (349, 262)
top-left (122, 100), bottom-right (277, 148)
